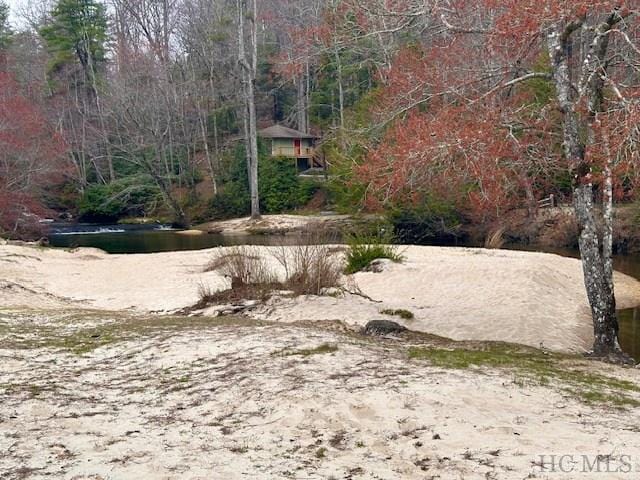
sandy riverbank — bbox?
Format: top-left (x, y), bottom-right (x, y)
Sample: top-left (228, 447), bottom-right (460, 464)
top-left (3, 244), bottom-right (640, 479)
top-left (1, 243), bottom-right (639, 353)
top-left (1, 312), bottom-right (640, 480)
top-left (195, 213), bottom-right (368, 235)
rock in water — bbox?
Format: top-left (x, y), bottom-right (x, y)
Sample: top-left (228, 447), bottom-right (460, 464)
top-left (362, 320), bottom-right (407, 336)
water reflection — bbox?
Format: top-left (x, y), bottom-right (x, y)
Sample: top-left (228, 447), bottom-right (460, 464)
top-left (48, 229), bottom-right (314, 254)
top-left (619, 308), bottom-right (640, 362)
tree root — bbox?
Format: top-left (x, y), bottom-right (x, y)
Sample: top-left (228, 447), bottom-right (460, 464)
top-left (585, 350), bottom-right (637, 366)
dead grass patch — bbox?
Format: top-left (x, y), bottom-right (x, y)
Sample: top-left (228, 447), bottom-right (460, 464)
top-left (199, 228), bottom-right (344, 308)
top-left (194, 280), bottom-right (276, 308)
top-left (381, 308), bottom-right (415, 320)
top-left (484, 226), bottom-right (506, 249)
top-left (273, 343), bottom-right (339, 357)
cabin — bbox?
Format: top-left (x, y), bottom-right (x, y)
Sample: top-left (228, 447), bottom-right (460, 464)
top-left (257, 124), bottom-right (322, 172)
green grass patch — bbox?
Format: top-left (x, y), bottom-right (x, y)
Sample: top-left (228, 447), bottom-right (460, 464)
top-left (577, 390), bottom-right (640, 407)
top-left (407, 345), bottom-right (528, 368)
top-left (59, 330), bottom-right (118, 355)
top-left (381, 308), bottom-right (414, 320)
top-left (408, 345), bottom-right (640, 408)
top-left (344, 227), bottom-right (403, 274)
top-left (345, 241), bottom-right (402, 274)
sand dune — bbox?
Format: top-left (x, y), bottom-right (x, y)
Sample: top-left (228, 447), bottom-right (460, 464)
top-left (1, 243), bottom-right (639, 352)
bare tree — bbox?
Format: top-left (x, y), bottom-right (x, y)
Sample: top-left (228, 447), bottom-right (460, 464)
top-left (237, 0), bottom-right (259, 218)
top-left (110, 0), bottom-right (179, 65)
top-left (102, 55), bottom-right (201, 225)
top-left (176, 0), bottom-right (239, 193)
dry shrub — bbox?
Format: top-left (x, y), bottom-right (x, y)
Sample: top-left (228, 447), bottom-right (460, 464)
top-left (199, 246), bottom-right (277, 305)
top-left (196, 281), bottom-right (217, 306)
top-left (484, 225), bottom-right (506, 249)
top-left (272, 243), bottom-right (342, 295)
top-left (271, 227), bottom-right (343, 295)
top-left (200, 229), bottom-right (343, 307)
top-left (204, 246), bottom-right (275, 286)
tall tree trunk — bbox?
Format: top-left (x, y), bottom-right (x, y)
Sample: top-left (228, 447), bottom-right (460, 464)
top-left (89, 65), bottom-right (115, 182)
top-left (237, 0), bottom-right (260, 218)
top-left (602, 131), bottom-right (615, 291)
top-left (248, 0), bottom-right (259, 219)
top-left (334, 45), bottom-right (345, 129)
top-left (296, 73), bottom-right (308, 133)
top-left (198, 101), bottom-right (217, 194)
top-left (547, 22), bottom-right (624, 359)
top-left (208, 70), bottom-right (221, 192)
top-left (574, 184), bottom-right (620, 356)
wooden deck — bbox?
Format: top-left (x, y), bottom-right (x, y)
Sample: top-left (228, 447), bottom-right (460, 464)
top-left (272, 146), bottom-right (315, 158)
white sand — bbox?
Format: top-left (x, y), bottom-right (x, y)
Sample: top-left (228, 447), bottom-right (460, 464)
top-left (1, 243), bottom-right (639, 353)
top-left (196, 213), bottom-right (353, 234)
top-left (256, 248), bottom-right (640, 352)
top-left (1, 316), bottom-right (640, 480)
top-left (2, 245), bottom-right (640, 479)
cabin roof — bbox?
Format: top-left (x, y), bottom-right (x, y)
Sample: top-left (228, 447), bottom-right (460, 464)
top-left (257, 124), bottom-right (317, 139)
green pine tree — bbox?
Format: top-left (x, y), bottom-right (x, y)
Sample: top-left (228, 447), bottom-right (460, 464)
top-left (40, 0), bottom-right (107, 89)
top-left (0, 1), bottom-right (12, 50)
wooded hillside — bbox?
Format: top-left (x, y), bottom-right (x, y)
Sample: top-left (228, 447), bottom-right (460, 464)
top-left (1, 1), bottom-right (640, 247)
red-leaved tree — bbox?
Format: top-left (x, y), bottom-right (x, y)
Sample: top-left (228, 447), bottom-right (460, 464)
top-left (0, 71), bottom-right (68, 238)
top-left (344, 1), bottom-right (640, 360)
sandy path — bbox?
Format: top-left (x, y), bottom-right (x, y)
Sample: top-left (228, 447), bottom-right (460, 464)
top-left (1, 312), bottom-right (640, 480)
top-left (1, 244), bottom-right (639, 353)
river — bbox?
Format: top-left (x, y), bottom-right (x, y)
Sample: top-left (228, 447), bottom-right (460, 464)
top-left (48, 223), bottom-right (306, 253)
top-left (47, 224), bottom-right (640, 360)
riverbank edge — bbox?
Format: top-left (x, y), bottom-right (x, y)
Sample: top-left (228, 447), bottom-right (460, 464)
top-left (3, 243), bottom-right (640, 355)
top-left (193, 213), bottom-right (382, 236)
top-left (192, 207), bottom-right (640, 253)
